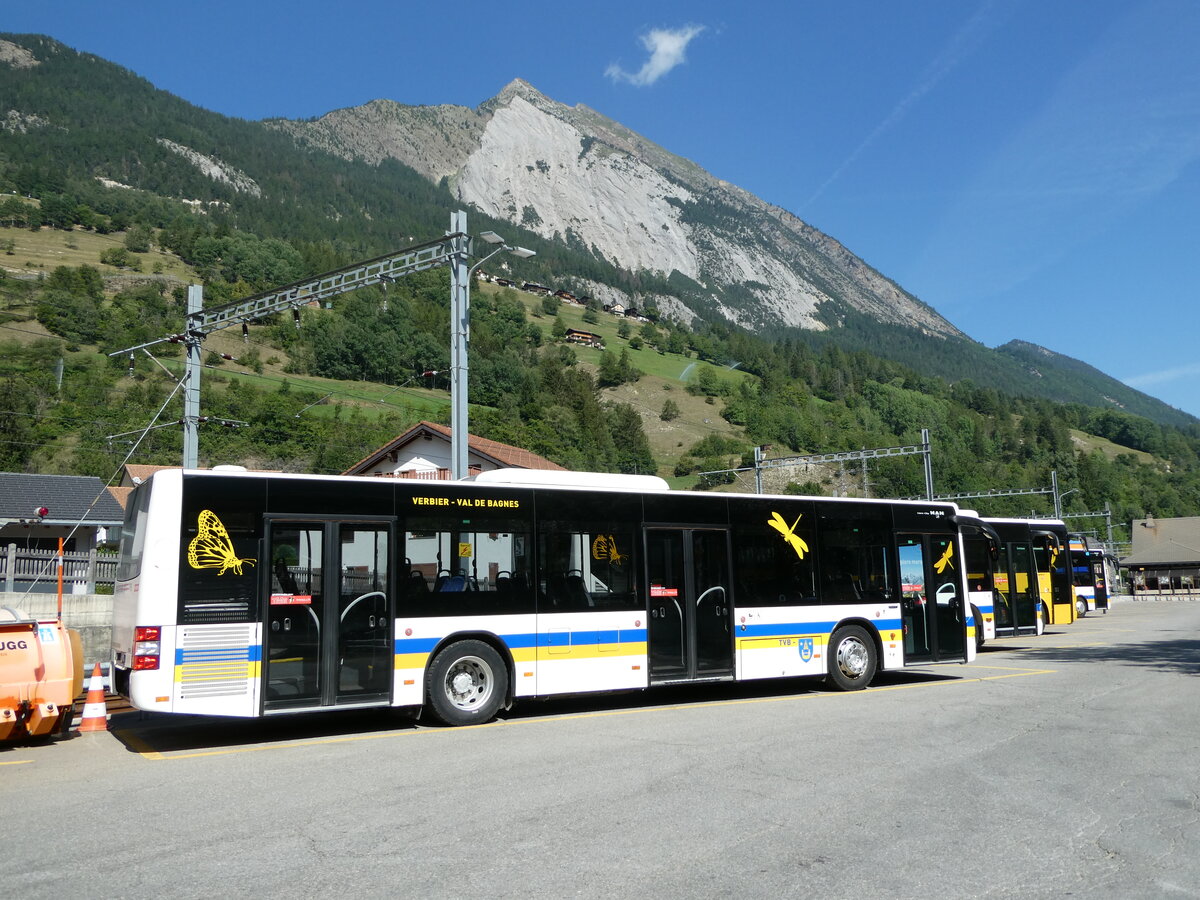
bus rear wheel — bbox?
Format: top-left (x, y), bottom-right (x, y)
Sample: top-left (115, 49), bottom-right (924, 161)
top-left (426, 640), bottom-right (506, 726)
top-left (826, 625), bottom-right (877, 691)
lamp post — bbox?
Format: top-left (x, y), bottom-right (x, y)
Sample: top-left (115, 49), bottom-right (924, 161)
top-left (1055, 487), bottom-right (1079, 519)
top-left (448, 212), bottom-right (536, 480)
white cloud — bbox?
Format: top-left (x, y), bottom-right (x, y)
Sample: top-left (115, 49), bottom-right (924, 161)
top-left (1124, 362), bottom-right (1200, 389)
top-left (606, 24), bottom-right (705, 87)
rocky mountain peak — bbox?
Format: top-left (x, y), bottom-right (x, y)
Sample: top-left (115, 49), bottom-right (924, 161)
top-left (270, 80), bottom-right (964, 340)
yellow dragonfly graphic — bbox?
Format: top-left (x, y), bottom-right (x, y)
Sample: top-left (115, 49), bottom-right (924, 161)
top-left (187, 510), bottom-right (257, 576)
top-left (934, 541), bottom-right (955, 574)
top-left (768, 511), bottom-right (809, 560)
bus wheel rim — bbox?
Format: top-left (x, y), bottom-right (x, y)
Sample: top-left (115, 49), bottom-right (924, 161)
top-left (837, 637), bottom-right (869, 678)
top-left (445, 656), bottom-right (493, 710)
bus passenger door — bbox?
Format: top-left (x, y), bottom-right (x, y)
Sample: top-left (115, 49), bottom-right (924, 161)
top-left (645, 528), bottom-right (733, 683)
top-left (265, 522), bottom-right (325, 710)
top-left (334, 524), bottom-right (392, 703)
top-left (897, 534), bottom-right (966, 663)
top-left (1092, 558), bottom-right (1110, 611)
top-left (264, 519), bottom-right (392, 712)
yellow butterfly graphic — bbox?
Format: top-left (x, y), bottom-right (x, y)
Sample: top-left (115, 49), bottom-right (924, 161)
top-left (768, 511), bottom-right (809, 560)
top-left (934, 542), bottom-right (955, 573)
top-left (188, 509), bottom-right (257, 576)
top-left (591, 534), bottom-right (625, 566)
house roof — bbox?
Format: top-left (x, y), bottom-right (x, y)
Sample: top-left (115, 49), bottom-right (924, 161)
top-left (343, 421), bottom-right (566, 475)
top-left (0, 472), bottom-right (126, 525)
top-left (1122, 516), bottom-right (1200, 567)
top-left (107, 485), bottom-right (134, 510)
top-left (122, 463), bottom-right (176, 487)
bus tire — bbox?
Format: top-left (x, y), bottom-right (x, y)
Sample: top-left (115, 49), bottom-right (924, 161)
top-left (826, 625), bottom-right (877, 691)
top-left (426, 640), bottom-right (506, 726)
top-left (971, 606), bottom-right (985, 652)
top-left (1075, 597), bottom-right (1088, 617)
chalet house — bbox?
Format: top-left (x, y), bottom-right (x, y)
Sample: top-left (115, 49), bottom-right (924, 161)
top-left (564, 328), bottom-right (605, 350)
top-left (1122, 516), bottom-right (1200, 595)
top-left (493, 277), bottom-right (516, 288)
top-left (343, 421), bottom-right (565, 480)
top-left (553, 289), bottom-right (578, 303)
top-left (603, 301), bottom-right (627, 316)
top-left (521, 282), bottom-right (552, 295)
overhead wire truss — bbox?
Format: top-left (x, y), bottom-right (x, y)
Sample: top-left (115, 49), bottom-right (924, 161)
top-left (192, 236), bottom-right (459, 335)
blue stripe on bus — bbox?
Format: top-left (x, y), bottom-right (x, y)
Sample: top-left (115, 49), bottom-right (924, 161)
top-left (175, 645), bottom-right (261, 665)
top-left (738, 619), bottom-right (901, 638)
top-left (393, 628), bottom-right (649, 655)
top-left (394, 637), bottom-right (440, 654)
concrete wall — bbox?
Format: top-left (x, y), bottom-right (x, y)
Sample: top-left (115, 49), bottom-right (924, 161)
top-left (0, 591), bottom-right (112, 665)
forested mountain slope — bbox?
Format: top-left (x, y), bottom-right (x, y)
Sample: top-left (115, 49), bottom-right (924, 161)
top-left (1, 32), bottom-right (1198, 539)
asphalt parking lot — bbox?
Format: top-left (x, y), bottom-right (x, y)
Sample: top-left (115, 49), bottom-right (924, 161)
top-left (6, 598), bottom-right (1199, 898)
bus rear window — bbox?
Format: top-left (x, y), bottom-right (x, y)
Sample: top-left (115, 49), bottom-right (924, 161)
top-left (116, 482), bottom-right (153, 582)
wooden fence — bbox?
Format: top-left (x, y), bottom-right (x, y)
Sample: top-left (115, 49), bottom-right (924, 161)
top-left (2, 543), bottom-right (117, 593)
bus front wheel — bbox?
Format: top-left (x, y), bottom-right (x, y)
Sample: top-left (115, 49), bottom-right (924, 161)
top-left (1075, 597), bottom-right (1088, 617)
top-left (826, 625), bottom-right (877, 691)
top-left (426, 640), bottom-right (506, 726)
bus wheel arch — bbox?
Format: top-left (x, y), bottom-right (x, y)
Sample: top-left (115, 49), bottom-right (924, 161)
top-left (971, 605), bottom-right (985, 651)
top-left (1075, 596), bottom-right (1088, 617)
top-left (424, 635), bottom-right (511, 726)
top-left (825, 622), bottom-right (878, 691)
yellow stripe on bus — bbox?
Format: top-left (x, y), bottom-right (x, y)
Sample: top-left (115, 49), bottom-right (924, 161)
top-left (174, 661), bottom-right (260, 682)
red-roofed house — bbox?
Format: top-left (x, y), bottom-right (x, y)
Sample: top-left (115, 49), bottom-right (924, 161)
top-left (343, 421), bottom-right (565, 480)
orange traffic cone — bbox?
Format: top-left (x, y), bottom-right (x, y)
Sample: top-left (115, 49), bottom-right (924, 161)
top-left (77, 663), bottom-right (108, 733)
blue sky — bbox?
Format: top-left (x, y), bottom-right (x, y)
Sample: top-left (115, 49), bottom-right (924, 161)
top-left (6, 0), bottom-right (1199, 417)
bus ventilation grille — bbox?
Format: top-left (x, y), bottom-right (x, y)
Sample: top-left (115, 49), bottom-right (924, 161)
top-left (178, 624), bottom-right (255, 699)
top-left (182, 601), bottom-right (252, 625)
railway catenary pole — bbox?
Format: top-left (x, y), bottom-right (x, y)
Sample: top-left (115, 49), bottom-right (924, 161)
top-left (111, 212), bottom-right (530, 474)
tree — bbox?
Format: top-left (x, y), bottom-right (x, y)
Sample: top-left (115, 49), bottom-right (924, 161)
top-left (100, 247), bottom-right (132, 268)
top-left (40, 194), bottom-right (77, 230)
top-left (661, 398), bottom-right (680, 421)
top-left (124, 224), bottom-right (152, 253)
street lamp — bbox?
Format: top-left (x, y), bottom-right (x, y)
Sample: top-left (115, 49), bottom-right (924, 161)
top-left (448, 212), bottom-right (536, 480)
top-left (1055, 487), bottom-right (1079, 519)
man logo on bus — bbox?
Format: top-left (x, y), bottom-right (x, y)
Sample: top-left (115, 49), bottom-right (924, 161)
top-left (187, 509), bottom-right (257, 576)
top-left (934, 542), bottom-right (955, 574)
top-left (768, 511), bottom-right (809, 560)
top-left (798, 638), bottom-right (814, 662)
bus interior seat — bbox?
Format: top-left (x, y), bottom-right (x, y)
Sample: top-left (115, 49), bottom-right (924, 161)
top-left (405, 569), bottom-right (430, 596)
top-left (564, 573), bottom-right (592, 608)
top-left (545, 572), bottom-right (568, 608)
top-left (436, 573), bottom-right (467, 592)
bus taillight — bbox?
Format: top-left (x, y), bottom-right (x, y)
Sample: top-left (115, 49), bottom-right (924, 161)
top-left (134, 626), bottom-right (161, 670)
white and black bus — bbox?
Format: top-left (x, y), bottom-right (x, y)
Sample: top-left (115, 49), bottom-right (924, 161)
top-left (112, 467), bottom-right (984, 726)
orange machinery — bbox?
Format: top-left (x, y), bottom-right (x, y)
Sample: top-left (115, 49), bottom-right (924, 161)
top-left (0, 606), bottom-right (84, 742)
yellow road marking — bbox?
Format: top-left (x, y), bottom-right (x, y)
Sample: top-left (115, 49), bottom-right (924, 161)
top-left (116, 730), bottom-right (165, 760)
top-left (118, 664), bottom-right (1056, 761)
top-left (0, 759), bottom-right (34, 766)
